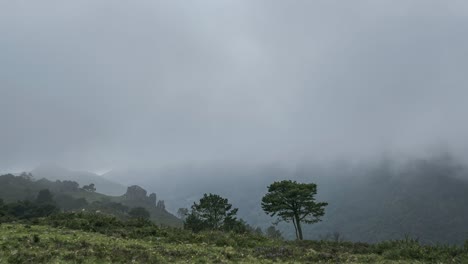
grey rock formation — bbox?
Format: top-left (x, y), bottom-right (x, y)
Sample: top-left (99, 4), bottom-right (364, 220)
top-left (156, 200), bottom-right (165, 210)
top-left (125, 185), bottom-right (148, 201)
top-left (149, 193), bottom-right (157, 205)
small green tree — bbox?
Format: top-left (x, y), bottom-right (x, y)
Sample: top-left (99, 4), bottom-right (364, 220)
top-left (82, 183), bottom-right (96, 192)
top-left (128, 207), bottom-right (150, 219)
top-left (185, 193), bottom-right (238, 232)
top-left (107, 202), bottom-right (129, 214)
top-left (261, 180), bottom-right (327, 240)
top-left (227, 218), bottom-right (252, 234)
top-left (254, 227), bottom-right (263, 236)
top-left (61, 180), bottom-right (80, 192)
top-left (55, 194), bottom-right (88, 211)
top-left (184, 213), bottom-right (206, 232)
top-left (266, 225), bottom-right (283, 240)
top-left (36, 189), bottom-right (55, 204)
top-left (0, 199), bottom-right (5, 218)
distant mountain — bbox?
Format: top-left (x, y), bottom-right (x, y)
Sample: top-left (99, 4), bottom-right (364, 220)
top-left (101, 163), bottom-right (289, 215)
top-left (301, 157), bottom-right (468, 245)
top-left (31, 165), bottom-right (127, 196)
top-left (103, 156), bottom-right (468, 245)
top-left (0, 173), bottom-right (181, 227)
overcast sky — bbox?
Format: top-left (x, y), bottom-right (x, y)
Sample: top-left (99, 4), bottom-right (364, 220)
top-left (1, 1), bottom-right (468, 172)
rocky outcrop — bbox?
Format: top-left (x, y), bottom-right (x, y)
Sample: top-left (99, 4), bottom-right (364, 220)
top-left (125, 185), bottom-right (147, 201)
top-left (124, 185), bottom-right (158, 207)
top-left (156, 200), bottom-right (165, 210)
top-left (149, 193), bottom-right (157, 205)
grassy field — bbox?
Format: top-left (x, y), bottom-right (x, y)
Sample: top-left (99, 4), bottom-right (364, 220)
top-left (0, 222), bottom-right (467, 263)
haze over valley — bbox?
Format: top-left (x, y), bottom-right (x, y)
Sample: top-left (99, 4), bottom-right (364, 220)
top-left (1, 1), bottom-right (468, 262)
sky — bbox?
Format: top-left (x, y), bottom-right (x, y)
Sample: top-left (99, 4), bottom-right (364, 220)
top-left (1, 0), bottom-right (468, 172)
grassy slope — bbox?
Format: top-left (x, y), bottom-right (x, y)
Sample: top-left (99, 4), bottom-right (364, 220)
top-left (0, 223), bottom-right (466, 264)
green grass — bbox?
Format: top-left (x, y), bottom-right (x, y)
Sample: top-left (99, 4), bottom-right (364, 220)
top-left (0, 224), bottom-right (262, 264)
top-left (0, 222), bottom-right (467, 263)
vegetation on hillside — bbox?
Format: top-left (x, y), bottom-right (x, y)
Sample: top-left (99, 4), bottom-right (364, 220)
top-left (0, 173), bottom-right (181, 227)
top-left (0, 215), bottom-right (467, 263)
top-left (0, 168), bottom-right (467, 262)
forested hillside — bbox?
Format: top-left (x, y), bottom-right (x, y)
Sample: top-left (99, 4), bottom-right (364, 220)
top-left (0, 173), bottom-right (181, 227)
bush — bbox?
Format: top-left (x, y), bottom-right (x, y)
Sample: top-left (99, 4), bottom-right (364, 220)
top-left (43, 212), bottom-right (161, 239)
top-left (4, 200), bottom-right (58, 220)
top-left (129, 207), bottom-right (151, 220)
top-left (373, 238), bottom-right (466, 262)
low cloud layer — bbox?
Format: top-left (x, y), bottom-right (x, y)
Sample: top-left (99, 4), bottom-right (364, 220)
top-left (1, 1), bottom-right (468, 172)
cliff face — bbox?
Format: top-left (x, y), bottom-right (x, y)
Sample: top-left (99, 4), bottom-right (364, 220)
top-left (149, 193), bottom-right (157, 205)
top-left (125, 185), bottom-right (147, 200)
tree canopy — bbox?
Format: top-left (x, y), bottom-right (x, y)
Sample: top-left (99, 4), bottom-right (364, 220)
top-left (265, 225), bottom-right (283, 240)
top-left (82, 183), bottom-right (96, 192)
top-left (261, 180), bottom-right (327, 240)
top-left (184, 193), bottom-right (239, 232)
top-left (128, 207), bottom-right (151, 219)
top-left (36, 189), bottom-right (55, 204)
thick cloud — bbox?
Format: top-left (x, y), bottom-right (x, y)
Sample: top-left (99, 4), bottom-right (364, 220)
top-left (1, 1), bottom-right (468, 172)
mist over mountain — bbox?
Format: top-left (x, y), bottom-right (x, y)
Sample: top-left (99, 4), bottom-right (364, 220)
top-left (31, 165), bottom-right (126, 196)
top-left (2, 1), bottom-right (468, 171)
top-left (103, 154), bottom-right (468, 245)
top-left (1, 0), bottom-right (468, 252)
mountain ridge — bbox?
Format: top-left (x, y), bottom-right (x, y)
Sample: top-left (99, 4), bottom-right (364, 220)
top-left (31, 165), bottom-right (127, 196)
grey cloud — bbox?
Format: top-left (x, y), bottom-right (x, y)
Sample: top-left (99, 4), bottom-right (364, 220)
top-left (1, 1), bottom-right (468, 172)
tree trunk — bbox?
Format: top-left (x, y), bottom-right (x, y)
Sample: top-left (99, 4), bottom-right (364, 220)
top-left (292, 217), bottom-right (299, 240)
top-left (295, 215), bottom-right (303, 240)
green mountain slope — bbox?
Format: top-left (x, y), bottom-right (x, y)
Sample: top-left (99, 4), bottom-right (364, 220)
top-left (0, 174), bottom-right (181, 227)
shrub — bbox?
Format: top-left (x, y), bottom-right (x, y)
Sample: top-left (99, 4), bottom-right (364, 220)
top-left (129, 207), bottom-right (150, 220)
